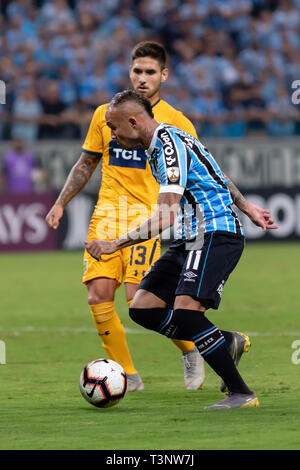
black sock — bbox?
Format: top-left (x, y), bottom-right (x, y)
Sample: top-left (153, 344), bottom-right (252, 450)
top-left (220, 330), bottom-right (234, 349)
top-left (172, 309), bottom-right (251, 395)
top-left (130, 307), bottom-right (251, 394)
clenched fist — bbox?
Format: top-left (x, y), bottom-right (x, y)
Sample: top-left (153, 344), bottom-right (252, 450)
top-left (45, 203), bottom-right (64, 229)
top-left (85, 239), bottom-right (118, 261)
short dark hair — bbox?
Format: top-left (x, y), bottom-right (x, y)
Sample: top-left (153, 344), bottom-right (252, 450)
top-left (110, 89), bottom-right (154, 118)
top-left (131, 41), bottom-right (167, 69)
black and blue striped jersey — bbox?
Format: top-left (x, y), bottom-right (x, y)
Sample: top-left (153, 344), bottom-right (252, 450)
top-left (146, 123), bottom-right (244, 241)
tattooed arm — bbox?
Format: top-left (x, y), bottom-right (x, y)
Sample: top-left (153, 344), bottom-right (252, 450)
top-left (223, 172), bottom-right (278, 231)
top-left (222, 172), bottom-right (248, 212)
top-left (45, 151), bottom-right (101, 229)
top-left (85, 192), bottom-right (181, 260)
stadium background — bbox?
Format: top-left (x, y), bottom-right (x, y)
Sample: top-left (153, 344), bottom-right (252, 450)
top-left (0, 0), bottom-right (300, 252)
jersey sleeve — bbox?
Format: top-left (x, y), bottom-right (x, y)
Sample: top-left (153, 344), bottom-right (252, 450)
top-left (170, 109), bottom-right (198, 139)
top-left (156, 128), bottom-right (188, 196)
top-left (82, 105), bottom-right (105, 156)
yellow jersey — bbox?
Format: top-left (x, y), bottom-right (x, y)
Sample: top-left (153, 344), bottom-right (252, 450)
top-left (82, 99), bottom-right (198, 238)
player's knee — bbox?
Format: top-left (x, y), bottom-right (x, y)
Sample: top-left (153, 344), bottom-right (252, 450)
top-left (86, 279), bottom-right (116, 305)
top-left (130, 289), bottom-right (166, 309)
top-left (87, 289), bottom-right (115, 305)
top-left (129, 297), bottom-right (143, 309)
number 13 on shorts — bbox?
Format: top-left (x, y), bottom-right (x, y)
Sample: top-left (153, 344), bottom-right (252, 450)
top-left (125, 237), bottom-right (160, 284)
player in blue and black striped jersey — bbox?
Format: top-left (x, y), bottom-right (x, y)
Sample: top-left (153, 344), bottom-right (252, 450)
top-left (147, 123), bottom-right (244, 242)
top-left (86, 90), bottom-right (278, 410)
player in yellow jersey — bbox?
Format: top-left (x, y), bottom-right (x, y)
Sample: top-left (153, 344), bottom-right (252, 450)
top-left (46, 41), bottom-right (206, 391)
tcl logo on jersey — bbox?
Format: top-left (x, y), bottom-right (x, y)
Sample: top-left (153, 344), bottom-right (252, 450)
top-left (109, 141), bottom-right (147, 169)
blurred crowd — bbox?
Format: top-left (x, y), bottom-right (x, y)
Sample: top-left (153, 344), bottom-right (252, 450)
top-left (0, 0), bottom-right (300, 143)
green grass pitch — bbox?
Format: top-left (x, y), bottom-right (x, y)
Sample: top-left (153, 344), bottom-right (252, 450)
top-left (0, 242), bottom-right (300, 450)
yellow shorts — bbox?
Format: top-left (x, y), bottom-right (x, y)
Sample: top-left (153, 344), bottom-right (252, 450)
top-left (82, 238), bottom-right (160, 286)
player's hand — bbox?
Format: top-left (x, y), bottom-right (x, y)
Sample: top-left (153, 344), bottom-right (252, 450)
top-left (244, 203), bottom-right (279, 231)
top-left (85, 239), bottom-right (117, 261)
top-left (45, 203), bottom-right (64, 229)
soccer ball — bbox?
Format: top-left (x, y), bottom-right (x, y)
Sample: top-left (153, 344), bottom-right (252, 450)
top-left (79, 358), bottom-right (127, 408)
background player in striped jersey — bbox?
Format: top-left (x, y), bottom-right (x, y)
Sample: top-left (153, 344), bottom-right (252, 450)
top-left (85, 90), bottom-right (278, 409)
top-left (45, 42), bottom-right (206, 391)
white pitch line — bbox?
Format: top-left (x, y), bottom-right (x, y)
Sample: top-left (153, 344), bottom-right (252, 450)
top-left (0, 327), bottom-right (300, 337)
top-left (246, 332), bottom-right (300, 337)
top-left (0, 326), bottom-right (150, 334)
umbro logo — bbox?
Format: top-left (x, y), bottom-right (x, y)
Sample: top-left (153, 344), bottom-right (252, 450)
top-left (184, 271), bottom-right (197, 279)
top-left (184, 271), bottom-right (198, 282)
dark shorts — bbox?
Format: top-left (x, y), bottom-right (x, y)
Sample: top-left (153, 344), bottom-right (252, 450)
top-left (138, 232), bottom-right (244, 310)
